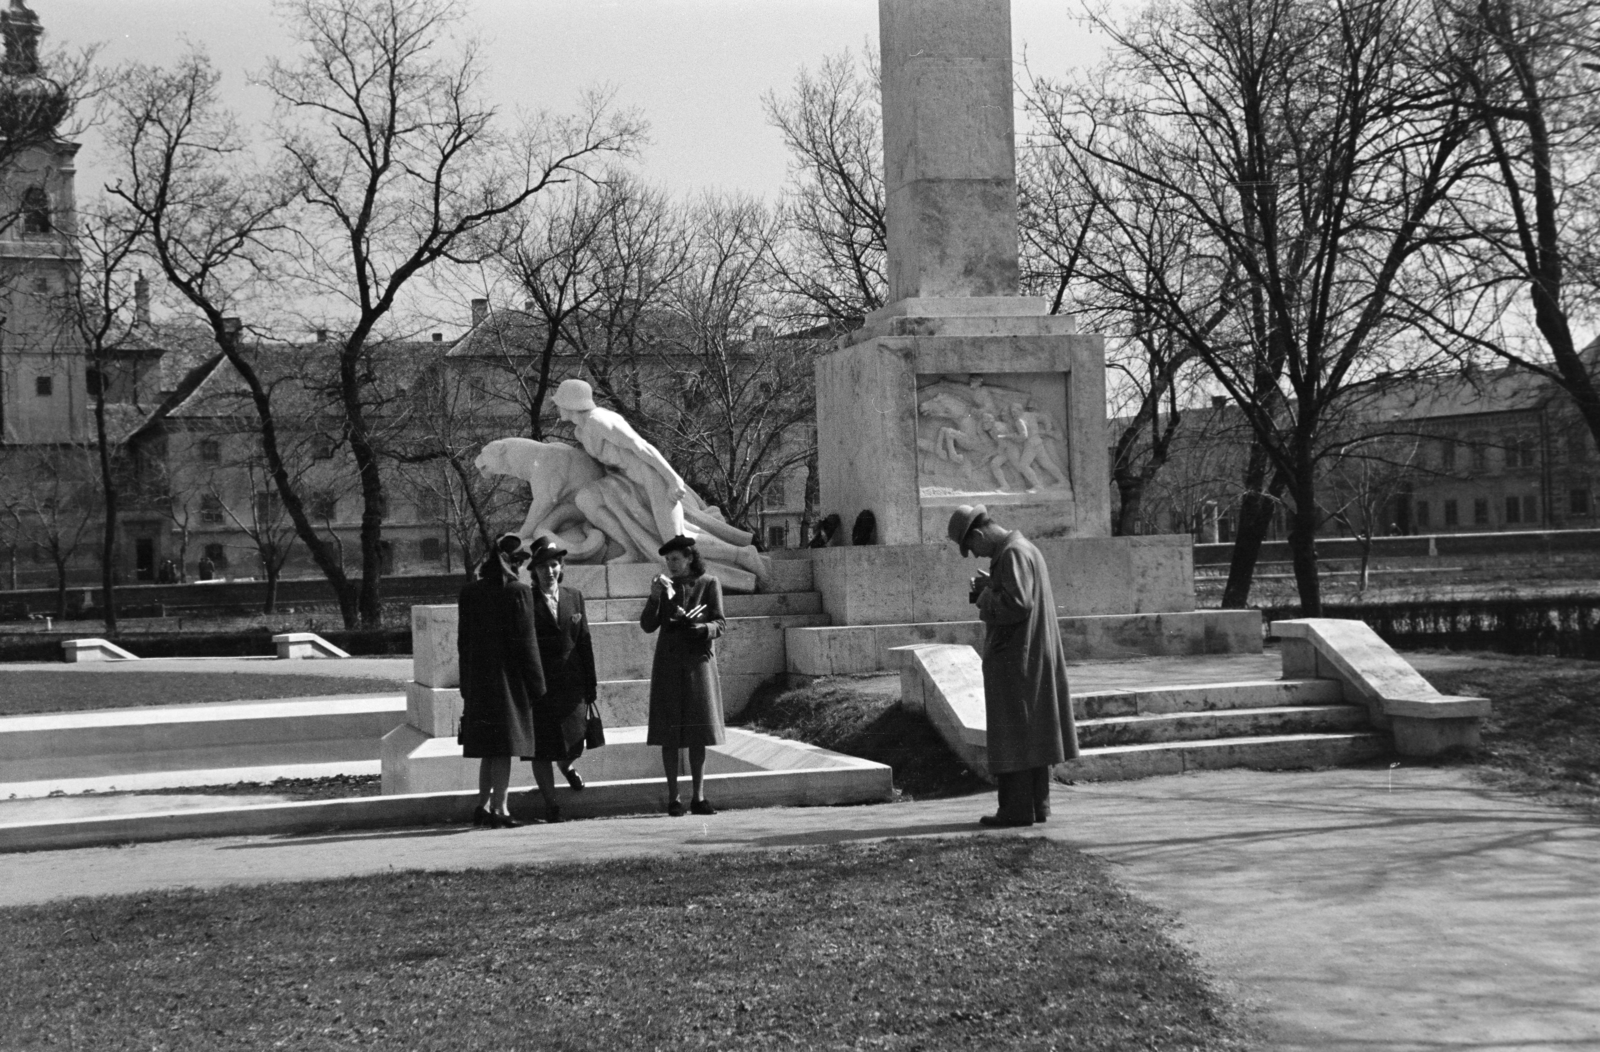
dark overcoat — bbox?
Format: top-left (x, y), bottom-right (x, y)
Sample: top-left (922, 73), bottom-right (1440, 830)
top-left (640, 573), bottom-right (727, 749)
top-left (457, 576), bottom-right (544, 758)
top-left (975, 530), bottom-right (1079, 772)
top-left (525, 584), bottom-right (597, 764)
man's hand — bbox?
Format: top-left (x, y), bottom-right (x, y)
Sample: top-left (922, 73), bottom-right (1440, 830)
top-left (969, 569), bottom-right (990, 605)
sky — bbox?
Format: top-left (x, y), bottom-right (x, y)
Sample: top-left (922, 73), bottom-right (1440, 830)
top-left (49, 0), bottom-right (1109, 203)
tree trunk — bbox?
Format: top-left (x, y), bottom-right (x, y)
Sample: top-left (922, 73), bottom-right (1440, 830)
top-left (263, 563), bottom-right (279, 614)
top-left (1220, 444), bottom-right (1284, 609)
top-left (93, 390), bottom-right (119, 635)
top-left (53, 561), bottom-right (68, 621)
top-left (1286, 482), bottom-right (1323, 617)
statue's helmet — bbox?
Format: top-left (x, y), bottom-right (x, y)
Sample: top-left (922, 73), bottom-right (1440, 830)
top-left (554, 378), bottom-right (597, 412)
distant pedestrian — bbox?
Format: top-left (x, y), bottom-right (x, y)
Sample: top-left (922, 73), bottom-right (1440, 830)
top-left (196, 555), bottom-right (215, 581)
top-left (156, 559), bottom-right (177, 584)
top-left (947, 504), bottom-right (1079, 827)
top-left (640, 535), bottom-right (726, 816)
top-left (457, 533), bottom-right (544, 829)
top-left (521, 534), bottom-right (597, 824)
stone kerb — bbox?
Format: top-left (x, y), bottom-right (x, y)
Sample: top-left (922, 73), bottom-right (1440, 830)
top-left (61, 638), bottom-right (138, 662)
top-left (272, 632), bottom-right (350, 660)
top-left (1272, 618), bottom-right (1489, 757)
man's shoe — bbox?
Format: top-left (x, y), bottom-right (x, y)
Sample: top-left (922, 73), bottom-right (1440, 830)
top-left (979, 813), bottom-right (1034, 828)
top-left (690, 799), bottom-right (717, 816)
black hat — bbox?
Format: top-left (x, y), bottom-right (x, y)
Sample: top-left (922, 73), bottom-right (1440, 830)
top-left (526, 535), bottom-right (567, 565)
top-left (657, 535), bottom-right (697, 557)
top-left (496, 533), bottom-right (529, 561)
top-left (946, 504), bottom-right (989, 558)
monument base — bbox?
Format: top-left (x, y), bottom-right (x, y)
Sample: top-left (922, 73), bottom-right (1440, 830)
top-left (811, 534), bottom-right (1195, 626)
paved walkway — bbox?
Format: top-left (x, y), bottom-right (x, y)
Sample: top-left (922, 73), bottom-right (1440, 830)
top-left (3, 765), bottom-right (1596, 1051)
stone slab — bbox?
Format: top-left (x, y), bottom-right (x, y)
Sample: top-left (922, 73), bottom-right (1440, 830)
top-left (412, 605), bottom-right (458, 688)
top-left (810, 536), bottom-right (1197, 627)
top-left (61, 638), bottom-right (138, 662)
top-left (789, 609), bottom-right (1258, 676)
top-left (272, 632), bottom-right (350, 660)
top-left (1080, 705), bottom-right (1369, 748)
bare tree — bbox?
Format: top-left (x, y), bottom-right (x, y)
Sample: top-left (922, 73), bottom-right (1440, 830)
top-left (259, 0), bottom-right (642, 625)
top-left (1031, 0), bottom-right (1484, 614)
top-left (763, 49), bottom-right (887, 333)
top-left (0, 446), bottom-right (99, 618)
top-left (1431, 0), bottom-right (1600, 441)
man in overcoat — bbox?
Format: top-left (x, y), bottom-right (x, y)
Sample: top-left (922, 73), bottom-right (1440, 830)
top-left (947, 504), bottom-right (1079, 827)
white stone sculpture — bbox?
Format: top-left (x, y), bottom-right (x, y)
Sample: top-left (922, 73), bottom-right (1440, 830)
top-left (915, 374), bottom-right (1072, 496)
top-left (475, 380), bottom-right (769, 584)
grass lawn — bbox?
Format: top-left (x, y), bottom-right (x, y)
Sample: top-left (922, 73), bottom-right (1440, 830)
top-left (737, 677), bottom-right (989, 800)
top-left (0, 671), bottom-right (407, 717)
top-left (0, 838), bottom-right (1252, 1052)
top-left (1420, 654), bottom-right (1600, 813)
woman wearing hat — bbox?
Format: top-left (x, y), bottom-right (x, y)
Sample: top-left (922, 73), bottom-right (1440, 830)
top-left (640, 535), bottom-right (726, 816)
top-left (458, 533), bottom-right (544, 828)
top-left (522, 534), bottom-right (598, 824)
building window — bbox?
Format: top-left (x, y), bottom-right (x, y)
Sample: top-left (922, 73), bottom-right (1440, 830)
top-left (1570, 428), bottom-right (1590, 463)
top-left (1440, 440), bottom-right (1457, 471)
top-left (1571, 489), bottom-right (1591, 516)
top-left (1523, 494), bottom-right (1538, 524)
top-left (309, 491), bottom-right (337, 521)
top-left (199, 439), bottom-right (221, 463)
top-left (200, 494), bottom-right (225, 524)
top-left (1471, 442), bottom-right (1489, 473)
top-left (1415, 501), bottom-right (1430, 530)
top-left (417, 490), bottom-right (443, 519)
top-left (766, 525), bottom-right (787, 550)
top-left (1473, 498), bottom-right (1489, 526)
top-left (22, 186), bottom-right (50, 234)
top-left (420, 537), bottom-right (443, 561)
top-left (34, 375), bottom-right (52, 397)
top-left (311, 436), bottom-right (336, 461)
top-left (203, 542), bottom-right (228, 567)
top-left (254, 491), bottom-right (282, 524)
top-left (86, 368), bottom-right (103, 398)
top-left (1507, 437), bottom-right (1538, 469)
top-left (1443, 499), bottom-right (1459, 527)
top-left (1505, 496), bottom-right (1521, 524)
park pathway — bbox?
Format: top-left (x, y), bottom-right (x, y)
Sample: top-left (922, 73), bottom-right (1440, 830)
top-left (2, 764), bottom-right (1596, 1051)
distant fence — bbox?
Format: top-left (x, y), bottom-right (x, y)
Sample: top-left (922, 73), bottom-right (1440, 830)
top-left (1260, 595), bottom-right (1600, 659)
top-left (0, 627), bottom-right (411, 663)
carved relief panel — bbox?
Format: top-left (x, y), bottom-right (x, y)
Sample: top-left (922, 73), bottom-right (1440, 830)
top-left (914, 372), bottom-right (1073, 498)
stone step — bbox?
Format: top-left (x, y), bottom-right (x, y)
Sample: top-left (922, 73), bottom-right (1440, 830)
top-left (590, 613), bottom-right (830, 682)
top-left (586, 590), bottom-right (823, 624)
top-left (1061, 732), bottom-right (1390, 782)
top-left (1074, 678), bottom-right (1344, 720)
top-left (1077, 704), bottom-right (1370, 748)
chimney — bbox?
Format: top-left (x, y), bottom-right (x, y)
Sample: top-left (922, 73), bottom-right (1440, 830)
top-left (221, 317), bottom-right (242, 348)
top-left (432, 333), bottom-right (443, 343)
top-left (315, 328), bottom-right (328, 343)
top-left (134, 272), bottom-right (149, 327)
top-left (523, 299), bottom-right (535, 314)
top-left (1211, 395), bottom-right (1228, 410)
top-left (470, 298), bottom-right (488, 327)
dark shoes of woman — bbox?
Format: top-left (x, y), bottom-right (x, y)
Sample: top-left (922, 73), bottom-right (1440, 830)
top-left (666, 798), bottom-right (687, 817)
top-left (472, 806), bottom-right (492, 827)
top-left (486, 811), bottom-right (520, 829)
top-left (562, 766), bottom-right (586, 791)
top-left (978, 813), bottom-right (1034, 828)
top-left (545, 803), bottom-right (563, 824)
top-left (690, 799), bottom-right (717, 816)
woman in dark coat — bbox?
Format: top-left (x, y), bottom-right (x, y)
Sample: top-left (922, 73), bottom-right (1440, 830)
top-left (640, 535), bottom-right (726, 816)
top-left (457, 533), bottom-right (544, 828)
top-left (522, 535), bottom-right (598, 824)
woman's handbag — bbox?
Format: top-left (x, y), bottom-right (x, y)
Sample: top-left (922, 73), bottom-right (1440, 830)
top-left (584, 701), bottom-right (606, 748)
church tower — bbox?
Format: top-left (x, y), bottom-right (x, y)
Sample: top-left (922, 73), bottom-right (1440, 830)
top-left (0, 0), bottom-right (84, 445)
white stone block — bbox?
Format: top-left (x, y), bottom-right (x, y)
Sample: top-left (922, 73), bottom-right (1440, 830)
top-left (412, 605), bottom-right (458, 688)
top-left (273, 632), bottom-right (350, 660)
top-left (406, 682), bottom-right (462, 738)
top-left (61, 638), bottom-right (138, 662)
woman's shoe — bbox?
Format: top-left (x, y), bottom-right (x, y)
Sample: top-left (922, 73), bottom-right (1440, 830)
top-left (545, 803), bottom-right (563, 824)
top-left (471, 806), bottom-right (491, 828)
top-left (666, 799), bottom-right (686, 817)
top-left (488, 811), bottom-right (521, 829)
top-left (562, 767), bottom-right (586, 791)
top-left (690, 799), bottom-right (717, 816)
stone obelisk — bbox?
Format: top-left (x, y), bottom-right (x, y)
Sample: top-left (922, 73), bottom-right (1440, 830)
top-left (813, 0), bottom-right (1110, 612)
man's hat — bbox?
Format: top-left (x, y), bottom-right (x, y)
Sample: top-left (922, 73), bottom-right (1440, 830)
top-left (658, 535), bottom-right (697, 557)
top-left (553, 378), bottom-right (597, 412)
top-left (946, 504), bottom-right (988, 558)
top-left (525, 534), bottom-right (567, 565)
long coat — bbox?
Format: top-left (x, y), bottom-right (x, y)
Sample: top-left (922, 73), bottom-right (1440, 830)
top-left (525, 584), bottom-right (597, 764)
top-left (975, 530), bottom-right (1079, 773)
top-left (640, 573), bottom-right (727, 749)
top-left (457, 575), bottom-right (544, 758)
